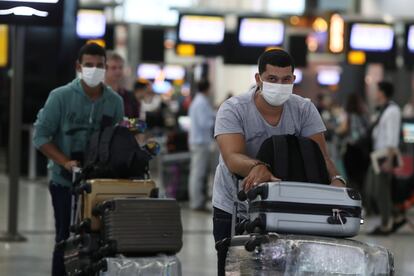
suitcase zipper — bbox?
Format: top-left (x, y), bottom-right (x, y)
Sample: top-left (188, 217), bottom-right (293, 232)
top-left (249, 201), bottom-right (361, 218)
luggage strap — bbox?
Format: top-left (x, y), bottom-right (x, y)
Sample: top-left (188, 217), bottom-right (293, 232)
top-left (98, 126), bottom-right (116, 164)
top-left (297, 137), bottom-right (330, 184)
top-left (272, 135), bottom-right (288, 180)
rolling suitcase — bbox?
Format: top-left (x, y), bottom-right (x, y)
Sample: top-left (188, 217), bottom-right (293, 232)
top-left (74, 178), bottom-right (157, 231)
top-left (222, 233), bottom-right (394, 275)
top-left (94, 198), bottom-right (183, 255)
top-left (244, 181), bottom-right (362, 237)
top-left (97, 255), bottom-right (182, 276)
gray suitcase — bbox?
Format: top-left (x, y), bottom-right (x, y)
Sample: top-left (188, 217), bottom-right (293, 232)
top-left (94, 198), bottom-right (183, 255)
top-left (225, 233), bottom-right (394, 275)
top-left (98, 255), bottom-right (182, 276)
top-left (245, 182), bottom-right (362, 237)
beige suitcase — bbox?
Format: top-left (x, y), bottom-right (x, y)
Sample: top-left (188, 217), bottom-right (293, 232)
top-left (78, 179), bottom-right (156, 231)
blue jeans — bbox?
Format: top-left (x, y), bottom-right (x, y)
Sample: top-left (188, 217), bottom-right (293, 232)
top-left (49, 183), bottom-right (72, 276)
top-left (213, 207), bottom-right (233, 276)
top-left (189, 144), bottom-right (211, 209)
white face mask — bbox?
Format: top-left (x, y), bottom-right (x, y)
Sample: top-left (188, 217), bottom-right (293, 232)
top-left (80, 67), bottom-right (106, 87)
top-left (260, 81), bottom-right (293, 106)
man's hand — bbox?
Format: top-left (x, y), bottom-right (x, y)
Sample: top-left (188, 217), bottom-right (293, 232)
top-left (64, 160), bottom-right (79, 172)
top-left (243, 164), bottom-right (280, 192)
top-left (330, 178), bottom-right (346, 187)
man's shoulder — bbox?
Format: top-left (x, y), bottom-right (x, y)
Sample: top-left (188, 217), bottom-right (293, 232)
top-left (104, 86), bottom-right (123, 103)
top-left (288, 93), bottom-right (312, 105)
top-left (225, 89), bottom-right (254, 107)
top-left (49, 80), bottom-right (78, 99)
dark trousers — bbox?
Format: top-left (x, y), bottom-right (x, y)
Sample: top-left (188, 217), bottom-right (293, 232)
top-left (49, 183), bottom-right (72, 276)
top-left (213, 207), bottom-right (233, 276)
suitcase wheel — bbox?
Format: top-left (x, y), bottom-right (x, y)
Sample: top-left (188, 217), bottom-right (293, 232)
top-left (245, 215), bottom-right (266, 233)
top-left (70, 219), bottom-right (92, 234)
top-left (92, 201), bottom-right (115, 217)
top-left (98, 241), bottom-right (116, 257)
top-left (149, 187), bottom-right (159, 198)
top-left (235, 219), bottom-right (249, 235)
top-left (247, 184), bottom-right (269, 201)
top-left (237, 190), bottom-right (247, 201)
top-left (244, 234), bottom-right (270, 252)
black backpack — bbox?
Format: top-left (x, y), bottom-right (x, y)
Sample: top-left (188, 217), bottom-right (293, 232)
top-left (256, 135), bottom-right (330, 184)
top-left (83, 125), bottom-right (151, 180)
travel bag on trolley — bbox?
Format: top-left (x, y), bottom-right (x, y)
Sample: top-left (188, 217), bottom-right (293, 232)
top-left (244, 181), bottom-right (363, 237)
top-left (72, 178), bottom-right (157, 232)
top-left (222, 233), bottom-right (394, 275)
top-left (93, 197), bottom-right (183, 255)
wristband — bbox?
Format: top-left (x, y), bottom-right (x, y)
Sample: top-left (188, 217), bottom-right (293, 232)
top-left (249, 161), bottom-right (271, 173)
top-left (331, 175), bottom-right (347, 186)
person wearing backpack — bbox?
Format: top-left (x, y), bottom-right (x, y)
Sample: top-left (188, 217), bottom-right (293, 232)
top-left (212, 49), bottom-right (345, 276)
top-left (33, 43), bottom-right (124, 276)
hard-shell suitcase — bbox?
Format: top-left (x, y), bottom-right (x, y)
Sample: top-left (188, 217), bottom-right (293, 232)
top-left (245, 181), bottom-right (362, 237)
top-left (75, 178), bottom-right (157, 231)
top-left (94, 198), bottom-right (183, 255)
top-left (223, 233), bottom-right (394, 275)
top-left (97, 255), bottom-right (182, 276)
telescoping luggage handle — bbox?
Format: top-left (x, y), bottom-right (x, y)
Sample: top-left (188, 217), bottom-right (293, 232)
top-left (70, 166), bottom-right (83, 231)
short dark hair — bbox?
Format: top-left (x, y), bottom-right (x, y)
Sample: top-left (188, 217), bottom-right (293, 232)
top-left (77, 43), bottom-right (106, 63)
top-left (378, 81), bottom-right (394, 99)
top-left (197, 79), bottom-right (210, 93)
top-left (258, 49), bottom-right (295, 75)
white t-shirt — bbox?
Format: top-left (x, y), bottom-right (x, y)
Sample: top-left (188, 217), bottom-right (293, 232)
top-left (372, 102), bottom-right (401, 151)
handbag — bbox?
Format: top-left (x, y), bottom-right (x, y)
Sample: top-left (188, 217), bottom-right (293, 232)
top-left (353, 103), bottom-right (390, 162)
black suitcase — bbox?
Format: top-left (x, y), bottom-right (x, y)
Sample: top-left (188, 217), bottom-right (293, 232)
top-left (94, 198), bottom-right (183, 255)
top-left (62, 233), bottom-right (103, 276)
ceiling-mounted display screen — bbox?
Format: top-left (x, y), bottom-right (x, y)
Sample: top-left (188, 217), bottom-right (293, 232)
top-left (267, 0), bottom-right (305, 15)
top-left (317, 67), bottom-right (341, 86)
top-left (164, 65), bottom-right (185, 80)
top-left (407, 25), bottom-right (414, 52)
top-left (178, 14), bottom-right (225, 44)
top-left (238, 17), bottom-right (284, 46)
top-left (0, 0), bottom-right (64, 25)
top-left (349, 23), bottom-right (394, 52)
top-left (76, 9), bottom-right (106, 39)
top-left (137, 63), bottom-right (161, 80)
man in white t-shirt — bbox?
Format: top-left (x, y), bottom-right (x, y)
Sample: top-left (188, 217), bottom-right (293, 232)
top-left (366, 81), bottom-right (402, 235)
top-left (212, 49), bottom-right (345, 275)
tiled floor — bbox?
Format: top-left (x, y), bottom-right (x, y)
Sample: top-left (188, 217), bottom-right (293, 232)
top-left (0, 174), bottom-right (413, 275)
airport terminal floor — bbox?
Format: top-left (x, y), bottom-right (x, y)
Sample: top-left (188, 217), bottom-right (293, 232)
top-left (0, 172), bottom-right (413, 276)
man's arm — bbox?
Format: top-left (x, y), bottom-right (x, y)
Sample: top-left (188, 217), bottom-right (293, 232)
top-left (39, 143), bottom-right (78, 171)
top-left (33, 91), bottom-right (78, 172)
top-left (308, 132), bottom-right (345, 187)
top-left (216, 133), bottom-right (279, 191)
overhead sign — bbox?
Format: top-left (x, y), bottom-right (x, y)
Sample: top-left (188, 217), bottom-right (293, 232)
top-left (0, 0), bottom-right (64, 26)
